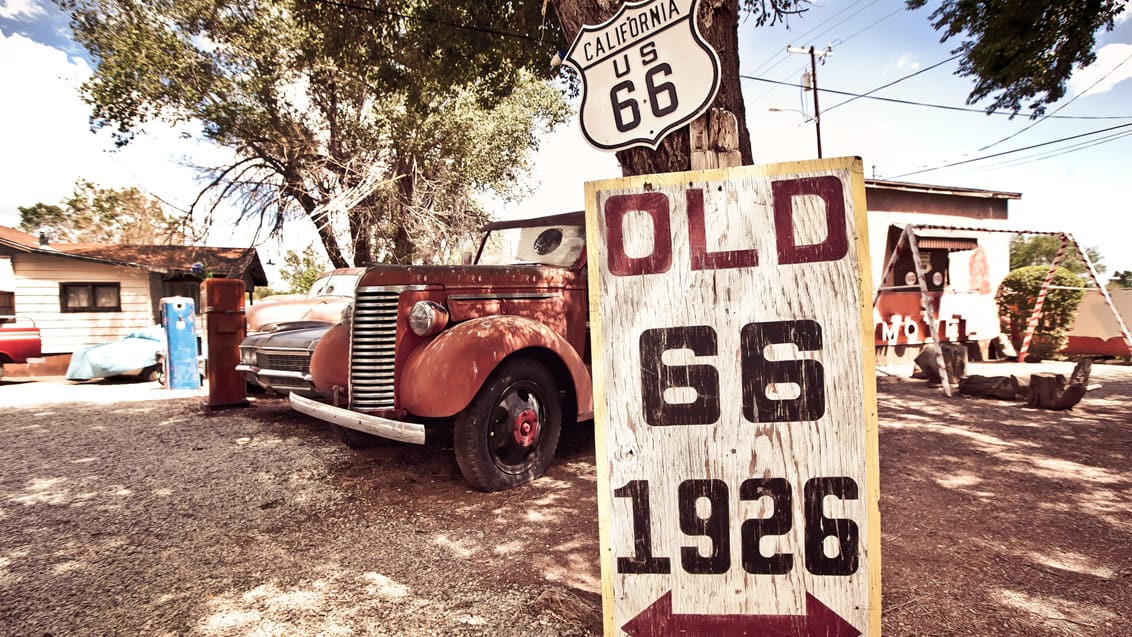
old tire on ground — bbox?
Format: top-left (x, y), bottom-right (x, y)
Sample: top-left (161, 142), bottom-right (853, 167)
top-left (331, 423), bottom-right (381, 449)
top-left (454, 357), bottom-right (563, 492)
top-left (141, 364), bottom-right (162, 383)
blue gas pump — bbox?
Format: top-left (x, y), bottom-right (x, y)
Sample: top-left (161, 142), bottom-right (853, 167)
top-left (160, 296), bottom-right (200, 390)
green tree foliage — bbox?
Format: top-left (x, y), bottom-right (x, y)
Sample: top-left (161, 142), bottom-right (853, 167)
top-left (1009, 233), bottom-right (1106, 275)
top-left (252, 286), bottom-right (285, 301)
top-left (278, 247), bottom-right (328, 295)
top-left (18, 180), bottom-right (192, 244)
top-left (996, 265), bottom-right (1086, 361)
top-left (59, 0), bottom-right (571, 266)
top-left (906, 0), bottom-right (1127, 116)
top-left (1109, 270), bottom-right (1132, 289)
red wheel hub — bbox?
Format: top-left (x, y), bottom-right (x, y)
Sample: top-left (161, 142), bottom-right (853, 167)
top-left (512, 408), bottom-right (540, 447)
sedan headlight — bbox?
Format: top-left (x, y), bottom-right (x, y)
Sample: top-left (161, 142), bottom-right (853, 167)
top-left (408, 301), bottom-right (449, 337)
top-left (240, 347), bottom-right (257, 366)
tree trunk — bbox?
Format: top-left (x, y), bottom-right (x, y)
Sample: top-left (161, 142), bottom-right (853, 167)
top-left (913, 342), bottom-right (967, 385)
top-left (292, 185), bottom-right (349, 269)
top-left (1025, 359), bottom-right (1092, 410)
top-left (553, 0), bottom-right (752, 176)
top-left (957, 375), bottom-right (1021, 401)
top-left (1027, 373), bottom-right (1067, 409)
top-left (392, 166), bottom-right (416, 264)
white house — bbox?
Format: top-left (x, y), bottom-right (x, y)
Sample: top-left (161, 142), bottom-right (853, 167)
top-left (1, 225), bottom-right (267, 369)
top-left (864, 179), bottom-right (1020, 363)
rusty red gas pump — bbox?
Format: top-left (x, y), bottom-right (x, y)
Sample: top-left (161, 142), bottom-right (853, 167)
top-left (201, 278), bottom-right (248, 409)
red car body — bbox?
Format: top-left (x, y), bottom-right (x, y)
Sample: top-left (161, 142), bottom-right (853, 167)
top-left (0, 317), bottom-right (42, 366)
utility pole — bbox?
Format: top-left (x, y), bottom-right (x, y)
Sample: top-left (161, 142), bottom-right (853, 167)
top-left (787, 45), bottom-right (833, 158)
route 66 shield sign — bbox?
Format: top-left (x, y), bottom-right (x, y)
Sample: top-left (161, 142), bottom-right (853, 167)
top-left (564, 0), bottom-right (721, 152)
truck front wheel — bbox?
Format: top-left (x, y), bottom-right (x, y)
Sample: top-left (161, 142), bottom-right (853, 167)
top-left (454, 358), bottom-right (562, 492)
top-left (331, 424), bottom-right (381, 449)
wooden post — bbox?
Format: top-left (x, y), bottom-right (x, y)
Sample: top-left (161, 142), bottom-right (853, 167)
top-left (905, 225), bottom-right (952, 395)
top-left (690, 108), bottom-right (743, 170)
top-left (872, 225), bottom-right (910, 308)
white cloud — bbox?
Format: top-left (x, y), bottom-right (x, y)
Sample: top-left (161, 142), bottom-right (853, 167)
top-left (895, 54), bottom-right (921, 72)
top-left (1067, 42), bottom-right (1132, 96)
top-left (0, 32), bottom-right (95, 222)
top-left (0, 31), bottom-right (233, 234)
top-left (0, 0), bottom-right (45, 20)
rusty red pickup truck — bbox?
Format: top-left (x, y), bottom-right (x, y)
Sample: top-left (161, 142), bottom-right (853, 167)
top-left (290, 212), bottom-right (592, 491)
top-left (0, 316), bottom-right (43, 377)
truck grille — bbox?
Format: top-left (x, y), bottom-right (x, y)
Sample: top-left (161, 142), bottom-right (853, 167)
top-left (350, 287), bottom-right (400, 410)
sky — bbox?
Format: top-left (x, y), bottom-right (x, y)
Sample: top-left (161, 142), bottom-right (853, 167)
top-left (1, 0), bottom-right (1130, 281)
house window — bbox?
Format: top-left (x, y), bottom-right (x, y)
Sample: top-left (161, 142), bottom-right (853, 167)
top-left (61, 282), bottom-right (121, 313)
top-left (0, 256), bottom-right (14, 319)
top-left (0, 292), bottom-right (13, 319)
top-left (162, 280), bottom-right (201, 311)
top-left (883, 226), bottom-right (964, 292)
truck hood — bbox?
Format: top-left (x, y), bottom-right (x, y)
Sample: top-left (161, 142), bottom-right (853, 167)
top-left (357, 264), bottom-right (583, 290)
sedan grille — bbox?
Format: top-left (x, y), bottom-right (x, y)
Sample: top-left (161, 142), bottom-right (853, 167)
top-left (350, 287), bottom-right (400, 410)
top-left (257, 352), bottom-right (310, 373)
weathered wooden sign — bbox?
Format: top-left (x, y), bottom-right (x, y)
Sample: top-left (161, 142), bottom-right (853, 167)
top-left (564, 0), bottom-right (720, 151)
top-left (585, 157), bottom-right (880, 636)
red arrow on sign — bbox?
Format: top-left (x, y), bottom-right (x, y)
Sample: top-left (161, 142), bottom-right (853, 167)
top-left (621, 590), bottom-right (861, 637)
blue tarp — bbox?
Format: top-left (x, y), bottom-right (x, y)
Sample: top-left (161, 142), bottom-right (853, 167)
top-left (65, 325), bottom-right (165, 381)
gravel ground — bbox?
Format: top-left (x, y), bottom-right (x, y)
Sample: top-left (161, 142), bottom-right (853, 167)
top-left (0, 379), bottom-right (601, 637)
top-left (1, 359), bottom-right (1129, 636)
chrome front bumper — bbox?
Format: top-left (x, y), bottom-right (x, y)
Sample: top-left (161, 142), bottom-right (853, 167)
top-left (289, 392), bottom-right (426, 445)
top-left (236, 364), bottom-right (317, 395)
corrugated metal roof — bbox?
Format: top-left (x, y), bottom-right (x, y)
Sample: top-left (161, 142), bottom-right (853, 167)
top-left (915, 235), bottom-right (979, 251)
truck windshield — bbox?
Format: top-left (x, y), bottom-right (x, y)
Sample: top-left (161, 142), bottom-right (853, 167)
top-left (308, 273), bottom-right (361, 297)
top-left (477, 224), bottom-right (586, 267)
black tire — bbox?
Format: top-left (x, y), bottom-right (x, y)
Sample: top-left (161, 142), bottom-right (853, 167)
top-left (331, 423), bottom-right (381, 449)
top-left (454, 358), bottom-right (563, 492)
top-left (140, 364), bottom-right (162, 383)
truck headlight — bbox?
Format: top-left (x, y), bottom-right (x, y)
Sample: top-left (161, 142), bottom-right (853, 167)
top-left (240, 347), bottom-right (257, 366)
top-left (408, 301), bottom-right (449, 337)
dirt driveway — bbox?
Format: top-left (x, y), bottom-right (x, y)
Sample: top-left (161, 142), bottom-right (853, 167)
top-left (1, 360), bottom-right (1129, 636)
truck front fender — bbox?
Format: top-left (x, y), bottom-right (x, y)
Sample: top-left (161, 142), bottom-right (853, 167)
top-left (309, 322), bottom-right (350, 396)
top-left (400, 316), bottom-right (592, 420)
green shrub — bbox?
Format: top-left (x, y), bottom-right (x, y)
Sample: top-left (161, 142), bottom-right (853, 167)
top-left (996, 265), bottom-right (1085, 361)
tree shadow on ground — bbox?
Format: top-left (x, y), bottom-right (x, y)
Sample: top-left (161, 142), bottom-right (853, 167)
top-left (877, 371), bottom-right (1132, 636)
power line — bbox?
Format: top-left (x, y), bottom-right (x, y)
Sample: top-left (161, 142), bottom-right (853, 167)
top-left (746, 0), bottom-right (879, 78)
top-left (822, 54), bottom-right (962, 114)
top-left (746, 61), bottom-right (811, 105)
top-left (835, 6), bottom-right (905, 46)
top-left (741, 74), bottom-right (1132, 120)
top-left (971, 129), bottom-right (1132, 173)
top-left (975, 50), bottom-right (1132, 152)
top-left (889, 121), bottom-right (1132, 179)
